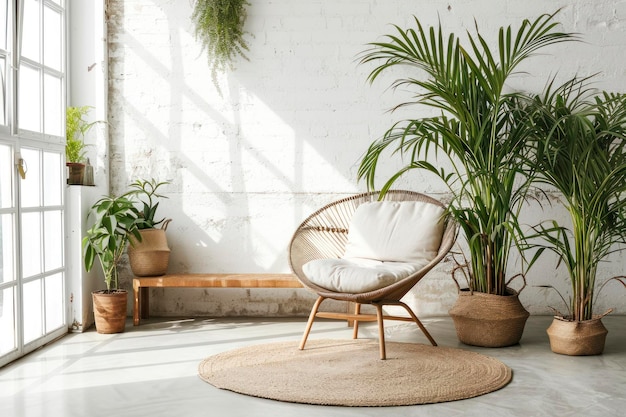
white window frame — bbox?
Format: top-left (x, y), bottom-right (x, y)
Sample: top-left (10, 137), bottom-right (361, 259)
top-left (0, 0), bottom-right (67, 369)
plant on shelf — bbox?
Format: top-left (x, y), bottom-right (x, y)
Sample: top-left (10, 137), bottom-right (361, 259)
top-left (66, 106), bottom-right (96, 184)
top-left (525, 77), bottom-right (626, 355)
top-left (124, 179), bottom-right (172, 277)
top-left (83, 194), bottom-right (142, 333)
top-left (191, 0), bottom-right (251, 87)
top-left (357, 13), bottom-right (575, 347)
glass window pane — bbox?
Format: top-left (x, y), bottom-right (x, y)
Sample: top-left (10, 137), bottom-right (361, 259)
top-left (20, 148), bottom-right (41, 208)
top-left (0, 0), bottom-right (7, 49)
top-left (43, 6), bottom-right (62, 71)
top-left (21, 212), bottom-right (42, 278)
top-left (44, 210), bottom-right (63, 272)
top-left (43, 151), bottom-right (62, 206)
top-left (18, 65), bottom-right (41, 133)
top-left (0, 57), bottom-right (6, 126)
top-left (43, 73), bottom-right (62, 136)
top-left (45, 273), bottom-right (63, 331)
top-left (1, 213), bottom-right (15, 284)
top-left (22, 0), bottom-right (41, 63)
top-left (0, 287), bottom-right (16, 355)
top-left (0, 143), bottom-right (12, 208)
top-left (23, 279), bottom-right (43, 343)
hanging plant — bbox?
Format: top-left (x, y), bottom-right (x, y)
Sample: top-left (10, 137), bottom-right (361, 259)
top-left (191, 0), bottom-right (251, 85)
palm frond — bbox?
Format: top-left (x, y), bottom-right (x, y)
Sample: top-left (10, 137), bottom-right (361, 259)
top-left (527, 80), bottom-right (626, 320)
top-left (358, 12), bottom-right (576, 295)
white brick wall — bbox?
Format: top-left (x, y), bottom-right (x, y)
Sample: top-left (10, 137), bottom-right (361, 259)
top-left (106, 0), bottom-right (626, 317)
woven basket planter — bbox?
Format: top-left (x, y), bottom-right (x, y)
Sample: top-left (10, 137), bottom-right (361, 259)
top-left (546, 316), bottom-right (608, 356)
top-left (128, 228), bottom-right (171, 277)
top-left (449, 289), bottom-right (529, 347)
top-left (92, 290), bottom-right (127, 334)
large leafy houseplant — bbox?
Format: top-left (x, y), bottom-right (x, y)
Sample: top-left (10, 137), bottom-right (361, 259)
top-left (358, 13), bottom-right (574, 297)
top-left (526, 78), bottom-right (626, 330)
top-left (83, 195), bottom-right (142, 292)
top-left (83, 194), bottom-right (142, 333)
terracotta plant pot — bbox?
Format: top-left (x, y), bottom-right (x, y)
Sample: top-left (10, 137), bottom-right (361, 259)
top-left (448, 288), bottom-right (530, 347)
top-left (92, 290), bottom-right (127, 334)
top-left (128, 228), bottom-right (171, 276)
top-left (66, 162), bottom-right (85, 185)
top-left (546, 316), bottom-right (608, 356)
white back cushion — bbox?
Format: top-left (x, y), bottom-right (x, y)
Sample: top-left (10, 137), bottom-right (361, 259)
top-left (342, 201), bottom-right (445, 264)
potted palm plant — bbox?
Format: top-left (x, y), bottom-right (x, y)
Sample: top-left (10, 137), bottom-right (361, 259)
top-left (357, 13), bottom-right (575, 346)
top-left (66, 106), bottom-right (95, 185)
top-left (83, 195), bottom-right (142, 333)
top-left (525, 78), bottom-right (626, 355)
top-left (125, 179), bottom-right (172, 277)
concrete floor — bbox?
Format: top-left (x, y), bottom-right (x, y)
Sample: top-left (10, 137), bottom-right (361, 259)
top-left (1, 315), bottom-right (625, 417)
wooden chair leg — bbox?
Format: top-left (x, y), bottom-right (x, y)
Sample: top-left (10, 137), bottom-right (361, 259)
top-left (374, 304), bottom-right (386, 360)
top-left (397, 301), bottom-right (437, 346)
top-left (352, 303), bottom-right (361, 339)
top-left (300, 296), bottom-right (325, 350)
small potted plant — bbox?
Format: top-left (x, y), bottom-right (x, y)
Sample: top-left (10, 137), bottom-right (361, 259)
top-left (83, 194), bottom-right (142, 333)
top-left (525, 77), bottom-right (626, 355)
top-left (124, 178), bottom-right (172, 277)
top-left (66, 106), bottom-right (96, 185)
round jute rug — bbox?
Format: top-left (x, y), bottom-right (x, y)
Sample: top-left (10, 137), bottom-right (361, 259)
top-left (198, 339), bottom-right (512, 406)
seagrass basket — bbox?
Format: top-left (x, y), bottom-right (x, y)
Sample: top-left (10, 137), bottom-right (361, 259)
top-left (546, 316), bottom-right (608, 356)
top-left (449, 289), bottom-right (530, 347)
top-left (128, 228), bottom-right (171, 276)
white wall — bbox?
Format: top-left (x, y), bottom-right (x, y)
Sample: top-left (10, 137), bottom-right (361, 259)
top-left (67, 0), bottom-right (108, 330)
top-left (104, 0), bottom-right (626, 317)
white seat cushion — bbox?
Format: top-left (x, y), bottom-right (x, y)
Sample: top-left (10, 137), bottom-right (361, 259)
top-left (343, 201), bottom-right (445, 263)
top-left (303, 257), bottom-right (428, 293)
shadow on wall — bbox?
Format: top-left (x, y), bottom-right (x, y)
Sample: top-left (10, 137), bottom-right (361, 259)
top-left (107, 0), bottom-right (389, 276)
top-left (104, 0), bottom-right (626, 316)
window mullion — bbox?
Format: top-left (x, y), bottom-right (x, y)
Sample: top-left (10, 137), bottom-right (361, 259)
top-left (10, 0), bottom-right (21, 135)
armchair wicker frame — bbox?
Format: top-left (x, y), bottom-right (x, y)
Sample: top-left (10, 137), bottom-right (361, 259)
top-left (288, 190), bottom-right (457, 359)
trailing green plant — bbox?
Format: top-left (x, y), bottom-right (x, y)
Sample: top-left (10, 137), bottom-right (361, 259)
top-left (123, 178), bottom-right (171, 229)
top-left (525, 77), bottom-right (626, 321)
top-left (83, 195), bottom-right (142, 291)
top-left (191, 0), bottom-right (250, 86)
top-left (66, 106), bottom-right (96, 163)
top-left (357, 13), bottom-right (575, 296)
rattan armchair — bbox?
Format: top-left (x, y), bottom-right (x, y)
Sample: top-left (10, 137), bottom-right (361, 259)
top-left (289, 190), bottom-right (457, 359)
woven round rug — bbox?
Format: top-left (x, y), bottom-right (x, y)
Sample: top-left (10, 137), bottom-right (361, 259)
top-left (198, 339), bottom-right (512, 406)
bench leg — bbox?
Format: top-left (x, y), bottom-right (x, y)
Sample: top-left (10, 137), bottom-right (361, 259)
top-left (133, 282), bottom-right (140, 326)
top-left (140, 287), bottom-right (150, 320)
top-left (133, 284), bottom-right (150, 326)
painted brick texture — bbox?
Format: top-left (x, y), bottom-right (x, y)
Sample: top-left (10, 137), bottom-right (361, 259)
top-left (106, 0), bottom-right (626, 317)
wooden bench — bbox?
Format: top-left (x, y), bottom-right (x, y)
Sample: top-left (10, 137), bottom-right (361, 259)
top-left (133, 273), bottom-right (303, 325)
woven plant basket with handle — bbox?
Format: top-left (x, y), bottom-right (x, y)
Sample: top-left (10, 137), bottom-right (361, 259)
top-left (449, 288), bottom-right (530, 347)
top-left (128, 221), bottom-right (171, 277)
top-left (546, 316), bottom-right (608, 356)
